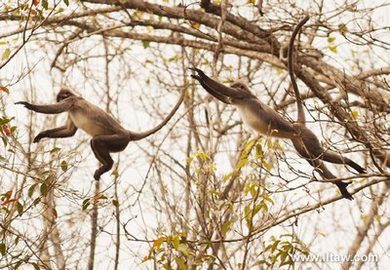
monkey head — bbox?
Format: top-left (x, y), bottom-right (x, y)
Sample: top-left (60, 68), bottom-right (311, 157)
top-left (230, 81), bottom-right (252, 95)
top-left (57, 88), bottom-right (77, 102)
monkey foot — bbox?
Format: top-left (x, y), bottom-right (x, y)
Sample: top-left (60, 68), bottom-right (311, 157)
top-left (93, 170), bottom-right (101, 180)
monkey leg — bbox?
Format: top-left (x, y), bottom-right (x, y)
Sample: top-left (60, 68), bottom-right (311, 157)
top-left (293, 125), bottom-right (366, 174)
top-left (292, 137), bottom-right (353, 200)
top-left (90, 134), bottom-right (129, 180)
top-left (305, 158), bottom-right (353, 200)
top-left (322, 151), bottom-right (366, 174)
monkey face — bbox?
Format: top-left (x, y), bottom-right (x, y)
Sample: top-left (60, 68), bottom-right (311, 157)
top-left (57, 89), bottom-right (75, 102)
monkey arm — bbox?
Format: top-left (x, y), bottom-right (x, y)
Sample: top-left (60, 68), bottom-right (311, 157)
top-left (190, 68), bottom-right (256, 100)
top-left (34, 117), bottom-right (77, 143)
top-left (130, 89), bottom-right (185, 141)
top-left (15, 100), bottom-right (72, 114)
top-left (191, 73), bottom-right (231, 104)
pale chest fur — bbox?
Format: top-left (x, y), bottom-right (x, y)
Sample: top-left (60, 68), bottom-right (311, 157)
top-left (235, 102), bottom-right (294, 139)
top-left (69, 111), bottom-right (104, 136)
top-left (236, 104), bottom-right (270, 135)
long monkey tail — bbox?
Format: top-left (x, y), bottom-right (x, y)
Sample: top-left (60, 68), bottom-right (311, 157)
top-left (129, 89), bottom-right (185, 141)
top-left (288, 15), bottom-right (310, 124)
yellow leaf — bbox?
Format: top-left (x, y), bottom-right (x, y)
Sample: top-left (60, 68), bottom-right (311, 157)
top-left (328, 45), bottom-right (338, 53)
top-left (351, 110), bottom-right (359, 120)
top-left (190, 22), bottom-right (200, 30)
top-left (2, 48), bottom-right (10, 61)
top-left (0, 86), bottom-right (9, 94)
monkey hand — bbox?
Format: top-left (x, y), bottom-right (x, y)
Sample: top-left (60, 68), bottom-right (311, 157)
top-left (15, 101), bottom-right (34, 110)
top-left (188, 67), bottom-right (203, 74)
top-left (189, 67), bottom-right (204, 82)
top-left (190, 74), bottom-right (201, 81)
top-left (33, 133), bottom-right (44, 143)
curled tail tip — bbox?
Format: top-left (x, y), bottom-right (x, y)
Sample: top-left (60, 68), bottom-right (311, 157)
top-left (343, 192), bottom-right (354, 200)
top-left (350, 161), bottom-right (366, 174)
top-left (336, 181), bottom-right (354, 200)
top-left (340, 188), bottom-right (354, 200)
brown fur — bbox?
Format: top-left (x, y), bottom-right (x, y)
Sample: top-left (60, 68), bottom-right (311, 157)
top-left (16, 88), bottom-right (184, 179)
top-left (190, 67), bottom-right (365, 200)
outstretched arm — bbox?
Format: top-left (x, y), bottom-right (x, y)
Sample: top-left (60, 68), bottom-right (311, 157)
top-left (130, 89), bottom-right (185, 141)
top-left (190, 68), bottom-right (256, 101)
top-left (190, 68), bottom-right (231, 104)
top-left (15, 100), bottom-right (72, 114)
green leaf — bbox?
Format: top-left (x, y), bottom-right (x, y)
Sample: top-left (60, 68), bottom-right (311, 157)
top-left (55, 7), bottom-right (65, 14)
top-left (14, 261), bottom-right (23, 268)
top-left (1, 136), bottom-right (8, 147)
top-left (33, 197), bottom-right (41, 206)
top-left (244, 205), bottom-right (252, 226)
top-left (175, 256), bottom-right (187, 270)
top-left (221, 220), bottom-right (233, 235)
top-left (82, 199), bottom-right (90, 211)
top-left (33, 198), bottom-right (41, 205)
top-left (0, 243), bottom-right (5, 256)
top-left (16, 201), bottom-right (23, 216)
top-left (50, 147), bottom-right (61, 154)
top-left (2, 48), bottom-right (11, 61)
top-left (236, 158), bottom-right (248, 170)
top-left (112, 199), bottom-right (119, 207)
top-left (14, 236), bottom-right (19, 245)
top-left (42, 0), bottom-right (48, 9)
top-left (0, 117), bottom-right (12, 125)
top-left (60, 160), bottom-right (68, 172)
top-left (99, 194), bottom-right (107, 200)
top-left (28, 184), bottom-right (37, 198)
top-left (32, 262), bottom-right (40, 270)
top-left (255, 143), bottom-right (263, 158)
top-left (263, 194), bottom-right (273, 203)
top-left (327, 37), bottom-right (336, 43)
top-left (40, 183), bottom-right (48, 196)
top-left (262, 160), bottom-right (272, 171)
top-left (63, 0), bottom-right (69, 6)
top-left (142, 41), bottom-right (150, 49)
top-left (172, 235), bottom-right (180, 249)
top-left (177, 244), bottom-right (190, 257)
